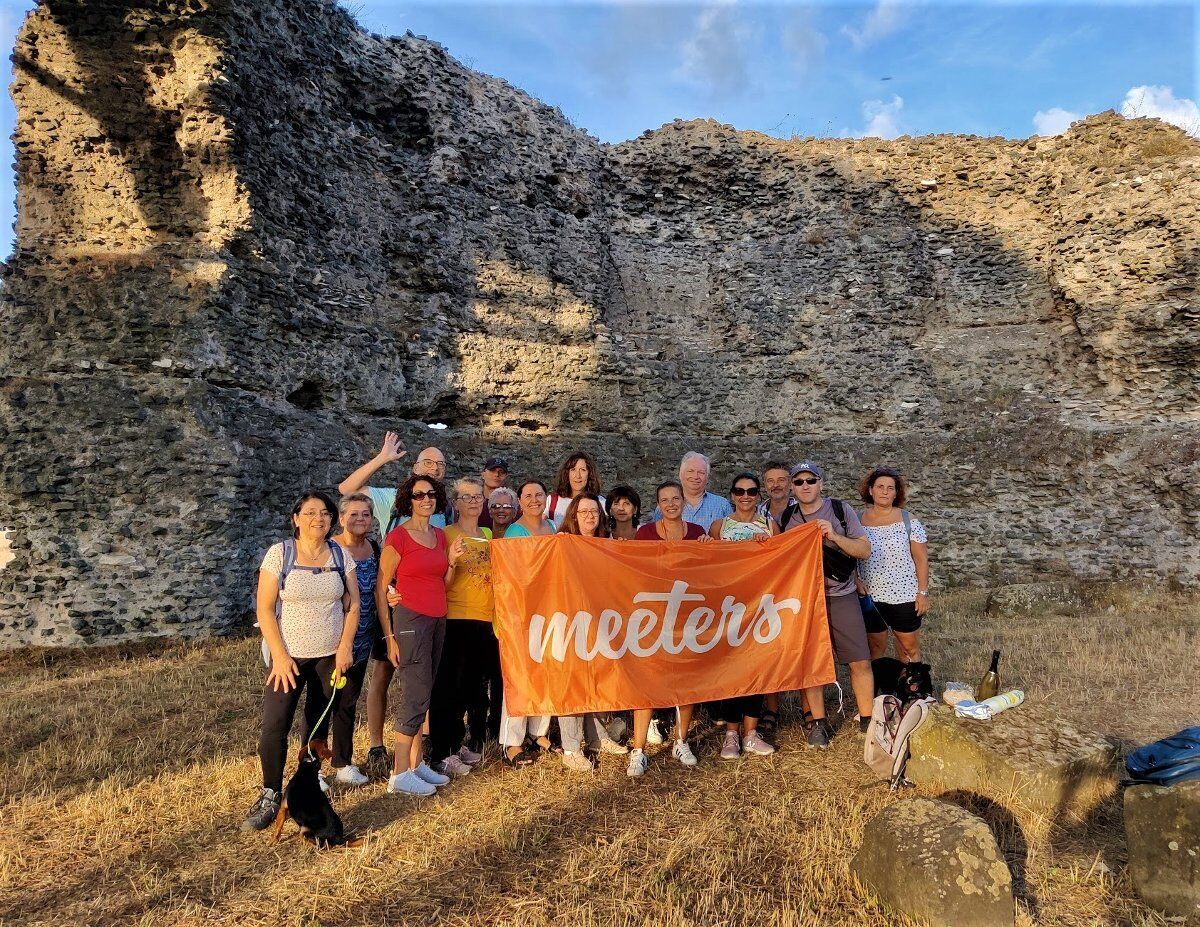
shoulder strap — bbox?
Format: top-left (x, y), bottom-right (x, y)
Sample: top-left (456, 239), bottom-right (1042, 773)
top-left (280, 539), bottom-right (297, 592)
top-left (901, 509), bottom-right (912, 542)
top-left (327, 540), bottom-right (348, 595)
top-left (548, 493), bottom-right (560, 517)
top-left (831, 499), bottom-right (848, 533)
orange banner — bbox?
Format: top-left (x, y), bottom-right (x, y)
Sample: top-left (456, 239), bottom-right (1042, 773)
top-left (491, 524), bottom-right (835, 716)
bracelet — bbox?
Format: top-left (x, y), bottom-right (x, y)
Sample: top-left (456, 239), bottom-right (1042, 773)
top-left (384, 633), bottom-right (395, 640)
top-left (917, 590), bottom-right (929, 596)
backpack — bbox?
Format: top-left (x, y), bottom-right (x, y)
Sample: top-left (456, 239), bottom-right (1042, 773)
top-left (783, 499), bottom-right (858, 582)
top-left (279, 538), bottom-right (348, 596)
top-left (864, 694), bottom-right (934, 789)
top-left (1125, 726), bottom-right (1200, 786)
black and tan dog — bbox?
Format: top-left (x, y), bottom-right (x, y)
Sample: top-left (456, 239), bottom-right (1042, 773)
top-left (272, 740), bottom-right (363, 848)
top-left (872, 657), bottom-right (934, 708)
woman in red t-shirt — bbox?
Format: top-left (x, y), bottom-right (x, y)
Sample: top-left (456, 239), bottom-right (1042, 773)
top-left (628, 481), bottom-right (711, 777)
top-left (374, 474), bottom-right (465, 797)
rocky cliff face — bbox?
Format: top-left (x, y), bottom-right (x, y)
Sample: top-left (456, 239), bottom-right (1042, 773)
top-left (1, 0), bottom-right (1197, 646)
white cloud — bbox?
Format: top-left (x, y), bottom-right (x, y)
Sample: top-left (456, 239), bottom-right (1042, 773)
top-left (842, 0), bottom-right (907, 50)
top-left (1032, 107), bottom-right (1081, 136)
top-left (781, 9), bottom-right (827, 71)
top-left (676, 1), bottom-right (754, 97)
top-left (859, 95), bottom-right (904, 138)
top-left (1121, 85), bottom-right (1200, 137)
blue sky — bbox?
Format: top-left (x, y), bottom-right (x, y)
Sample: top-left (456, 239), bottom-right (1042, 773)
top-left (0, 0), bottom-right (1196, 257)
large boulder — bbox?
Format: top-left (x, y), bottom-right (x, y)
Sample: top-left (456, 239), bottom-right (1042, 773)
top-left (907, 704), bottom-right (1119, 822)
top-left (1125, 780), bottom-right (1200, 918)
top-left (985, 582), bottom-right (1082, 616)
top-left (853, 797), bottom-right (1014, 927)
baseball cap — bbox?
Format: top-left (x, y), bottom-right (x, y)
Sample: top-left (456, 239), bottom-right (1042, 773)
top-left (789, 460), bottom-right (825, 480)
top-left (483, 456), bottom-right (509, 471)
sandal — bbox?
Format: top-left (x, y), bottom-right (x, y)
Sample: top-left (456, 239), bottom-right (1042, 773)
top-left (758, 710), bottom-right (779, 737)
top-left (503, 747), bottom-right (535, 768)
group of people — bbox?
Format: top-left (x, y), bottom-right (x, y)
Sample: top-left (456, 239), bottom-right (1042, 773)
top-left (244, 435), bottom-right (930, 831)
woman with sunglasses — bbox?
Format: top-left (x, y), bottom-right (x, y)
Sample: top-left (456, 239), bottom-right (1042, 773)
top-left (627, 481), bottom-right (710, 776)
top-left (376, 475), bottom-right (466, 797)
top-left (244, 491), bottom-right (359, 831)
top-left (708, 472), bottom-right (777, 760)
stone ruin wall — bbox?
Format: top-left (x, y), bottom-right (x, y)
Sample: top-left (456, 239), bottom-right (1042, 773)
top-left (0, 0), bottom-right (1196, 647)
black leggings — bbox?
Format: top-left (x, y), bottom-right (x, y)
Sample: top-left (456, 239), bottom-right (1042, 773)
top-left (311, 657), bottom-right (368, 768)
top-left (467, 631), bottom-right (503, 749)
top-left (712, 694), bottom-right (765, 725)
top-left (258, 655), bottom-right (336, 792)
top-left (429, 620), bottom-right (494, 763)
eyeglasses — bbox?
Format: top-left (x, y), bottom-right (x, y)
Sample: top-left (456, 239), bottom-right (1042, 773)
top-left (792, 477), bottom-right (820, 486)
top-left (730, 487), bottom-right (760, 497)
top-left (457, 494), bottom-right (484, 503)
top-left (410, 490), bottom-right (438, 501)
top-left (417, 459), bottom-right (446, 470)
top-left (298, 510), bottom-right (332, 520)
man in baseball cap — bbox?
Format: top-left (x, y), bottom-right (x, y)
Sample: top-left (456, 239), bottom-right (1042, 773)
top-left (480, 457), bottom-right (509, 529)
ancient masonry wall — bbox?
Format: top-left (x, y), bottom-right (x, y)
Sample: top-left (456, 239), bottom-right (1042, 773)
top-left (0, 0), bottom-right (1197, 646)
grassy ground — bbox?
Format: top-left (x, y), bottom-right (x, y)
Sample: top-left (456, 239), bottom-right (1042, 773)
top-left (1, 587), bottom-right (1196, 927)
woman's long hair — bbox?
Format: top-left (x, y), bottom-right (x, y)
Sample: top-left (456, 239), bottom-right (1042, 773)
top-left (553, 451), bottom-right (602, 499)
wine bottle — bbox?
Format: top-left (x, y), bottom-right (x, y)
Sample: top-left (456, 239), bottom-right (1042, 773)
top-left (977, 650), bottom-right (1001, 701)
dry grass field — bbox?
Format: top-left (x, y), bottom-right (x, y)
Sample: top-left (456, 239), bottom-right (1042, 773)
top-left (1, 587), bottom-right (1197, 927)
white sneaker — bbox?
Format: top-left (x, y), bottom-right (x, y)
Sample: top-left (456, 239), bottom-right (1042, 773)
top-left (598, 737), bottom-right (629, 755)
top-left (438, 755), bottom-right (472, 777)
top-left (742, 731), bottom-right (776, 756)
top-left (388, 769), bottom-right (436, 796)
top-left (627, 748), bottom-right (648, 778)
top-left (646, 719), bottom-right (664, 745)
top-left (414, 761), bottom-right (450, 786)
top-left (457, 745), bottom-right (482, 765)
top-left (334, 764), bottom-right (369, 787)
top-left (720, 730), bottom-right (741, 760)
top-left (561, 751), bottom-right (594, 772)
top-left (673, 740), bottom-right (698, 767)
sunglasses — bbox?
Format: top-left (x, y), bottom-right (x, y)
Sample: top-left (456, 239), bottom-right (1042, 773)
top-left (410, 490), bottom-right (438, 501)
top-left (489, 503), bottom-right (516, 510)
top-left (731, 487), bottom-right (760, 497)
top-left (792, 477), bottom-right (820, 486)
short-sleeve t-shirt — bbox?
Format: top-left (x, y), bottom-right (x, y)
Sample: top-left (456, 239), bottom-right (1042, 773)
top-left (366, 486), bottom-right (447, 535)
top-left (859, 514), bottom-right (928, 605)
top-left (650, 492), bottom-right (733, 530)
top-left (545, 493), bottom-right (607, 529)
top-left (260, 542), bottom-right (357, 659)
top-left (634, 521), bottom-right (707, 540)
top-left (504, 521), bottom-right (556, 538)
top-left (384, 524), bottom-right (450, 618)
top-left (717, 516), bottom-right (771, 541)
top-left (444, 525), bottom-right (494, 621)
top-left (785, 498), bottom-right (868, 597)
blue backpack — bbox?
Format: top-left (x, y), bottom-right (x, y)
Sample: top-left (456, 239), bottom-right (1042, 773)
top-left (1125, 727), bottom-right (1200, 786)
top-left (279, 538), bottom-right (348, 595)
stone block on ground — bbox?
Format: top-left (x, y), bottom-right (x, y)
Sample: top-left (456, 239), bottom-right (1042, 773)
top-left (853, 797), bottom-right (1014, 927)
top-left (907, 703), bottom-right (1119, 820)
top-left (1125, 779), bottom-right (1200, 919)
top-left (985, 582), bottom-right (1082, 616)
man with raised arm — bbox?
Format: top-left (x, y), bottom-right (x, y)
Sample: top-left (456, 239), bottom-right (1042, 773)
top-left (338, 432), bottom-right (452, 533)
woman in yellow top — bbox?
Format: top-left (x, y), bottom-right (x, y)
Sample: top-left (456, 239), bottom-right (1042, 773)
top-left (428, 478), bottom-right (495, 777)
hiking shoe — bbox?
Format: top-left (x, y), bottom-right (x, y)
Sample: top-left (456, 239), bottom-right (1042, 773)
top-left (627, 748), bottom-right (648, 778)
top-left (388, 770), bottom-right (436, 797)
top-left (719, 730), bottom-right (741, 760)
top-left (606, 716), bottom-right (628, 742)
top-left (562, 751), bottom-right (594, 772)
top-left (743, 731), bottom-right (776, 756)
top-left (457, 745), bottom-right (482, 766)
top-left (363, 745), bottom-right (391, 781)
top-left (858, 715), bottom-right (872, 735)
top-left (414, 761), bottom-right (450, 786)
top-left (242, 787), bottom-right (281, 831)
top-left (438, 755), bottom-right (472, 778)
top-left (334, 764), bottom-right (369, 787)
top-left (597, 736), bottom-right (629, 755)
top-left (806, 720), bottom-right (831, 750)
top-left (646, 719), bottom-right (665, 745)
top-left (672, 739), bottom-right (698, 767)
